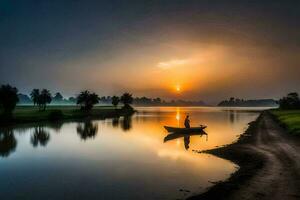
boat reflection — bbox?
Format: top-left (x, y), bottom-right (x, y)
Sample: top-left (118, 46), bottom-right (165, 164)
top-left (164, 131), bottom-right (208, 150)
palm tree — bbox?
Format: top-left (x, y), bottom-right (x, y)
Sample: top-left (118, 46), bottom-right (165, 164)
top-left (120, 93), bottom-right (133, 109)
top-left (30, 89), bottom-right (40, 106)
top-left (76, 90), bottom-right (99, 111)
top-left (0, 84), bottom-right (19, 116)
top-left (111, 96), bottom-right (120, 108)
top-left (77, 90), bottom-right (90, 110)
top-left (38, 89), bottom-right (52, 111)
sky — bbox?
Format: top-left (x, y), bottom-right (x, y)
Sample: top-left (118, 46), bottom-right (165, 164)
top-left (0, 0), bottom-right (300, 103)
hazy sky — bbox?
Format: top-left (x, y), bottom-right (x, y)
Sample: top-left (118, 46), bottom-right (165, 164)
top-left (1, 0), bottom-right (299, 103)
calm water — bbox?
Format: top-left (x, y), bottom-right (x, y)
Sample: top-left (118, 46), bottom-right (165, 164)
top-left (0, 107), bottom-right (265, 200)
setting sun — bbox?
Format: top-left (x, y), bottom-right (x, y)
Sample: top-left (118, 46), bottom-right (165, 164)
top-left (176, 85), bottom-right (181, 92)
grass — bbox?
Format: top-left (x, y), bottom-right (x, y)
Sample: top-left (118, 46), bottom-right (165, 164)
top-left (270, 109), bottom-right (300, 135)
top-left (0, 105), bottom-right (132, 125)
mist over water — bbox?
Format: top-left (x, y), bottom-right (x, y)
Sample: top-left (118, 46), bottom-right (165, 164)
top-left (0, 107), bottom-right (264, 199)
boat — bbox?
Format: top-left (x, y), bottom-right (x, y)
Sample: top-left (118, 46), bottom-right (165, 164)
top-left (164, 125), bottom-right (207, 133)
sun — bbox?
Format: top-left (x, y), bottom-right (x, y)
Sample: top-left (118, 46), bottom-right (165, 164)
top-left (175, 85), bottom-right (181, 92)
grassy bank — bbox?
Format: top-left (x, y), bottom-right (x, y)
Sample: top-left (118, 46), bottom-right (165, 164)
top-left (270, 109), bottom-right (300, 135)
top-left (0, 105), bottom-right (133, 125)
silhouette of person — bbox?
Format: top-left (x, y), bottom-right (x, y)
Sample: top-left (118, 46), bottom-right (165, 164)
top-left (184, 115), bottom-right (190, 128)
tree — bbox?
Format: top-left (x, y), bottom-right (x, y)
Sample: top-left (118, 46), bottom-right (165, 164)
top-left (38, 89), bottom-right (52, 111)
top-left (0, 84), bottom-right (19, 116)
top-left (68, 97), bottom-right (77, 104)
top-left (279, 92), bottom-right (300, 109)
top-left (153, 97), bottom-right (162, 105)
top-left (53, 92), bottom-right (63, 102)
top-left (111, 96), bottom-right (120, 108)
top-left (76, 90), bottom-right (99, 111)
top-left (30, 89), bottom-right (40, 106)
top-left (120, 93), bottom-right (133, 108)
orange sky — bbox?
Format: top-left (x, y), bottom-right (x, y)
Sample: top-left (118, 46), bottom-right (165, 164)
top-left (1, 1), bottom-right (300, 103)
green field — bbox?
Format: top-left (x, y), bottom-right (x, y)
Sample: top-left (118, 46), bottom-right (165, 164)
top-left (0, 105), bottom-right (130, 125)
top-left (270, 109), bottom-right (300, 135)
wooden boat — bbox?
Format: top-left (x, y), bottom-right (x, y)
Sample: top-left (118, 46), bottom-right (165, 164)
top-left (164, 125), bottom-right (207, 133)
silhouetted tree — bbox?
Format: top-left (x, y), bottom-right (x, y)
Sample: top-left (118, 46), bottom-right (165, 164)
top-left (30, 89), bottom-right (40, 106)
top-left (120, 93), bottom-right (133, 109)
top-left (53, 92), bottom-right (63, 102)
top-left (68, 97), bottom-right (77, 104)
top-left (153, 97), bottom-right (162, 105)
top-left (38, 89), bottom-right (52, 111)
top-left (111, 96), bottom-right (120, 108)
top-left (0, 84), bottom-right (19, 116)
top-left (279, 92), bottom-right (300, 109)
top-left (76, 90), bottom-right (99, 111)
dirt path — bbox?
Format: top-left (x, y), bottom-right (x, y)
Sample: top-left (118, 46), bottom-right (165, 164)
top-left (188, 112), bottom-right (300, 200)
top-left (230, 113), bottom-right (300, 199)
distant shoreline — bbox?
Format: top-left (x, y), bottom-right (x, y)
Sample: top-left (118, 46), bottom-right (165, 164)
top-left (0, 105), bottom-right (134, 126)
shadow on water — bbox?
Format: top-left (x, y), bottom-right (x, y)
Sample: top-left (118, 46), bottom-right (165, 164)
top-left (31, 126), bottom-right (50, 147)
top-left (164, 131), bottom-right (208, 150)
top-left (0, 127), bottom-right (17, 157)
top-left (77, 121), bottom-right (98, 141)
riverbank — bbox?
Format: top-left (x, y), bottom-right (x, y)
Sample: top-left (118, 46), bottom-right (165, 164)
top-left (0, 105), bottom-right (134, 125)
top-left (189, 111), bottom-right (300, 200)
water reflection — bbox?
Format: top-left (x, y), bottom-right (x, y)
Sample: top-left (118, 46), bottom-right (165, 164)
top-left (44, 121), bottom-right (64, 132)
top-left (0, 107), bottom-right (264, 200)
top-left (112, 117), bottom-right (120, 128)
top-left (0, 127), bottom-right (16, 157)
top-left (77, 121), bottom-right (98, 140)
top-left (31, 126), bottom-right (50, 147)
top-left (164, 131), bottom-right (208, 150)
top-left (121, 115), bottom-right (132, 131)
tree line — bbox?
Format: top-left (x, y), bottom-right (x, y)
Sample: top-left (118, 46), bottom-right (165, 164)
top-left (218, 97), bottom-right (278, 107)
top-left (0, 84), bottom-right (133, 116)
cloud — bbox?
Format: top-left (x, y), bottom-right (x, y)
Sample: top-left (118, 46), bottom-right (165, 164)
top-left (157, 59), bottom-right (188, 70)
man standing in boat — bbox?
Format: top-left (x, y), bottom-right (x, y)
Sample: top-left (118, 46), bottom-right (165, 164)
top-left (184, 115), bottom-right (190, 128)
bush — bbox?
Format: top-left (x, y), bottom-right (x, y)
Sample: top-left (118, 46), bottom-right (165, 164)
top-left (48, 110), bottom-right (63, 121)
top-left (279, 92), bottom-right (300, 110)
